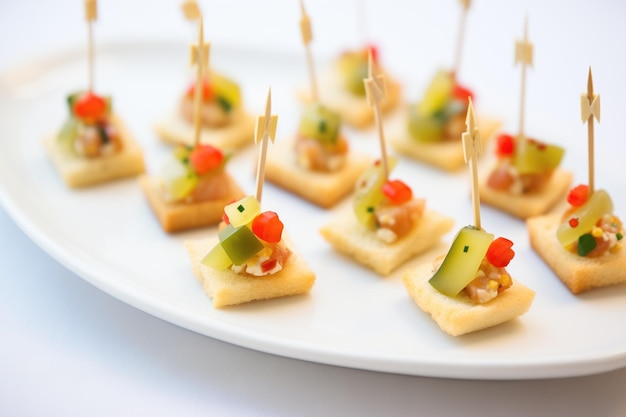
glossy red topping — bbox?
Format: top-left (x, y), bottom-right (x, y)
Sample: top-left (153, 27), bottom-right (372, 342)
top-left (495, 133), bottom-right (515, 157)
top-left (382, 179), bottom-right (413, 205)
top-left (186, 80), bottom-right (214, 101)
top-left (486, 237), bottom-right (515, 267)
top-left (567, 184), bottom-right (590, 207)
top-left (251, 211), bottom-right (284, 244)
top-left (73, 92), bottom-right (107, 121)
top-left (452, 83), bottom-right (474, 102)
top-left (189, 145), bottom-right (224, 175)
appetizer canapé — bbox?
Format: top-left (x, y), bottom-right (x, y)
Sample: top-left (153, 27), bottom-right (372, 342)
top-left (403, 226), bottom-right (535, 336)
top-left (320, 158), bottom-right (454, 275)
top-left (139, 143), bottom-right (244, 232)
top-left (44, 90), bottom-right (145, 187)
top-left (155, 71), bottom-right (255, 150)
top-left (185, 195), bottom-right (316, 307)
top-left (265, 103), bottom-right (370, 208)
top-left (527, 185), bottom-right (626, 293)
top-left (479, 134), bottom-right (572, 218)
top-left (299, 45), bottom-right (401, 128)
top-left (390, 71), bottom-right (500, 171)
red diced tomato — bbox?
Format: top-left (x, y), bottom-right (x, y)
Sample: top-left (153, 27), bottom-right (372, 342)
top-left (567, 184), bottom-right (590, 207)
top-left (495, 133), bottom-right (515, 157)
top-left (186, 80), bottom-right (214, 101)
top-left (73, 92), bottom-right (107, 121)
top-left (486, 237), bottom-right (515, 267)
top-left (189, 145), bottom-right (224, 174)
top-left (251, 211), bottom-right (284, 243)
top-left (260, 258), bottom-right (277, 273)
top-left (452, 83), bottom-right (474, 102)
top-left (382, 179), bottom-right (413, 205)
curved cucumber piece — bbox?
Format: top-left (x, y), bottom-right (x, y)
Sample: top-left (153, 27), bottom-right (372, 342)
top-left (353, 157), bottom-right (398, 228)
top-left (417, 70), bottom-right (454, 115)
top-left (429, 226), bottom-right (494, 297)
top-left (513, 139), bottom-right (565, 174)
top-left (557, 189), bottom-right (613, 247)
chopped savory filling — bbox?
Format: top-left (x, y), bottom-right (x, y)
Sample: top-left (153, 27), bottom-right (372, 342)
top-left (161, 144), bottom-right (231, 203)
top-left (487, 134), bottom-right (564, 194)
top-left (180, 73), bottom-right (242, 128)
top-left (558, 186), bottom-right (624, 258)
top-left (407, 70), bottom-right (474, 143)
top-left (295, 103), bottom-right (347, 172)
top-left (58, 91), bottom-right (122, 158)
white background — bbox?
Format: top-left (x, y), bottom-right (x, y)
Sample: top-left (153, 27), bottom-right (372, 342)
top-left (2, 0), bottom-right (626, 415)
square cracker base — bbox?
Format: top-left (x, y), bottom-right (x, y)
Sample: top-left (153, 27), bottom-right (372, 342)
top-left (479, 169), bottom-right (573, 219)
top-left (154, 109), bottom-right (255, 150)
top-left (319, 207), bottom-right (454, 276)
top-left (185, 238), bottom-right (316, 308)
top-left (403, 264), bottom-right (535, 336)
top-left (527, 214), bottom-right (626, 294)
top-left (43, 115), bottom-right (145, 188)
top-left (139, 175), bottom-right (245, 233)
top-left (389, 117), bottom-right (501, 171)
top-left (264, 140), bottom-right (371, 208)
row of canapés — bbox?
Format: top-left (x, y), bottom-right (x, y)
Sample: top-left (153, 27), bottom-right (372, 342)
top-left (43, 0), bottom-right (624, 337)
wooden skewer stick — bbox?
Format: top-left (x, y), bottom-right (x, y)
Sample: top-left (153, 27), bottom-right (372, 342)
top-left (452, 0), bottom-right (471, 79)
top-left (189, 18), bottom-right (211, 146)
top-left (515, 16), bottom-right (533, 140)
top-left (84, 0), bottom-right (97, 93)
top-left (462, 97), bottom-right (482, 230)
top-left (581, 67), bottom-right (601, 195)
top-left (254, 88), bottom-right (278, 203)
top-left (299, 0), bottom-right (318, 102)
top-left (181, 0), bottom-right (201, 20)
top-left (364, 49), bottom-right (389, 180)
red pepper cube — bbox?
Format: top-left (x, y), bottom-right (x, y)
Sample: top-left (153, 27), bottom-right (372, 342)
top-left (382, 179), bottom-right (413, 205)
top-left (189, 144), bottom-right (224, 175)
top-left (74, 92), bottom-right (108, 121)
top-left (486, 237), bottom-right (515, 267)
top-left (452, 83), bottom-right (474, 102)
top-left (567, 184), bottom-right (590, 207)
top-left (218, 224), bottom-right (264, 266)
top-left (251, 211), bottom-right (284, 244)
top-left (495, 133), bottom-right (515, 157)
top-left (186, 80), bottom-right (214, 101)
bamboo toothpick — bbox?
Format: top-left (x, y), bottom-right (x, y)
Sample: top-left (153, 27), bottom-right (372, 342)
top-left (364, 49), bottom-right (389, 180)
top-left (515, 16), bottom-right (533, 140)
top-left (84, 0), bottom-right (97, 92)
top-left (581, 67), bottom-right (601, 195)
top-left (452, 0), bottom-right (471, 79)
top-left (299, 0), bottom-right (319, 102)
top-left (462, 98), bottom-right (482, 230)
top-left (254, 88), bottom-right (278, 203)
top-left (189, 18), bottom-right (211, 146)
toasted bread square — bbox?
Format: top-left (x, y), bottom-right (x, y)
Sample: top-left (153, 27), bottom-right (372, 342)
top-left (154, 108), bottom-right (255, 150)
top-left (139, 175), bottom-right (245, 233)
top-left (527, 214), bottom-right (626, 294)
top-left (479, 169), bottom-right (573, 219)
top-left (185, 237), bottom-right (316, 307)
top-left (43, 114), bottom-right (145, 188)
top-left (389, 116), bottom-right (501, 171)
top-left (320, 207), bottom-right (454, 275)
top-left (403, 263), bottom-right (535, 336)
top-left (298, 68), bottom-right (402, 128)
top-left (264, 139), bottom-right (371, 208)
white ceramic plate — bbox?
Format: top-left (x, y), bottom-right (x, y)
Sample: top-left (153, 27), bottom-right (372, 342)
top-left (1, 41), bottom-right (626, 380)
